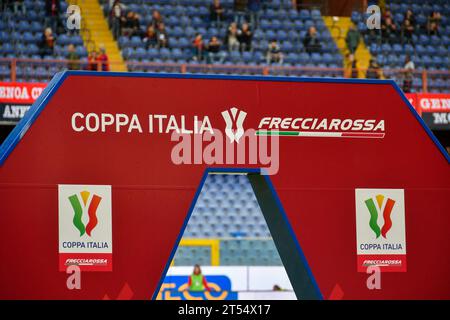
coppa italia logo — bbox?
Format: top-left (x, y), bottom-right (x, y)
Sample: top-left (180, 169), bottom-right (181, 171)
top-left (355, 189), bottom-right (407, 272)
top-left (221, 107), bottom-right (247, 143)
top-left (58, 185), bottom-right (113, 271)
top-left (68, 191), bottom-right (102, 237)
top-left (364, 195), bottom-right (395, 239)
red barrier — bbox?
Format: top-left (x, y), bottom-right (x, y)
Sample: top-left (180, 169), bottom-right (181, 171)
top-left (0, 82), bottom-right (47, 124)
top-left (405, 93), bottom-right (450, 130)
top-left (0, 72), bottom-right (448, 299)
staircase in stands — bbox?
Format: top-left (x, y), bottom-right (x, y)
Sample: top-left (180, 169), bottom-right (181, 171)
top-left (75, 0), bottom-right (127, 72)
top-left (323, 16), bottom-right (373, 78)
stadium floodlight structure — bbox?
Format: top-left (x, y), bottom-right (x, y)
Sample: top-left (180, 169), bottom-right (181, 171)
top-left (0, 71), bottom-right (448, 299)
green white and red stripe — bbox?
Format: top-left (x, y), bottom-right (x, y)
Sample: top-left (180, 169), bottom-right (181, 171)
top-left (255, 130), bottom-right (385, 138)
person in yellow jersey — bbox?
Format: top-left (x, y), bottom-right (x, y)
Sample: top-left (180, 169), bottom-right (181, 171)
top-left (188, 264), bottom-right (211, 292)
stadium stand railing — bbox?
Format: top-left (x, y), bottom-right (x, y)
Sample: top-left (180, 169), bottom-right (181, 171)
top-left (173, 238), bottom-right (283, 266)
top-left (0, 57), bottom-right (448, 93)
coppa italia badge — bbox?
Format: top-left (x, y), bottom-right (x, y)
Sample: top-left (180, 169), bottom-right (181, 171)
top-left (68, 191), bottom-right (101, 237)
top-left (355, 189), bottom-right (407, 272)
top-left (364, 195), bottom-right (395, 239)
top-left (221, 107), bottom-right (247, 143)
top-left (58, 185), bottom-right (112, 271)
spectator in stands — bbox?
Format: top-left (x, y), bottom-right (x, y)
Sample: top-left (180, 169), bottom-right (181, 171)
top-left (110, 0), bottom-right (123, 40)
top-left (248, 0), bottom-right (261, 30)
top-left (151, 10), bottom-right (164, 30)
top-left (12, 0), bottom-right (25, 15)
top-left (401, 18), bottom-right (414, 43)
top-left (428, 21), bottom-right (439, 36)
top-left (344, 53), bottom-right (358, 78)
top-left (40, 27), bottom-right (56, 57)
top-left (238, 22), bottom-right (252, 52)
top-left (382, 9), bottom-right (393, 23)
top-left (143, 25), bottom-right (158, 49)
top-left (66, 44), bottom-right (80, 70)
top-left (428, 11), bottom-right (442, 30)
top-left (346, 25), bottom-right (360, 55)
top-left (207, 36), bottom-right (226, 64)
top-left (122, 11), bottom-right (134, 36)
top-left (381, 16), bottom-right (397, 42)
top-left (266, 40), bottom-right (283, 65)
top-left (303, 26), bottom-right (321, 54)
top-left (233, 0), bottom-right (248, 25)
top-left (188, 265), bottom-right (210, 292)
top-left (366, 58), bottom-right (381, 79)
top-left (209, 0), bottom-right (225, 28)
top-left (192, 33), bottom-right (205, 61)
top-left (45, 0), bottom-right (61, 33)
top-left (402, 55), bottom-right (414, 93)
top-left (350, 54), bottom-right (358, 78)
top-left (428, 22), bottom-right (439, 36)
top-left (427, 11), bottom-right (441, 36)
top-left (97, 46), bottom-right (110, 72)
top-left (225, 22), bottom-right (240, 52)
top-left (87, 51), bottom-right (98, 71)
top-left (156, 23), bottom-right (169, 48)
top-left (366, 9), bottom-right (389, 41)
top-left (404, 9), bottom-right (416, 28)
top-left (122, 11), bottom-right (141, 37)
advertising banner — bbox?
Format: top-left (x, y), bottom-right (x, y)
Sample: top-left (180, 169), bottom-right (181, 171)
top-left (0, 82), bottom-right (46, 124)
top-left (158, 266), bottom-right (294, 300)
top-left (0, 72), bottom-right (448, 300)
top-left (406, 93), bottom-right (450, 130)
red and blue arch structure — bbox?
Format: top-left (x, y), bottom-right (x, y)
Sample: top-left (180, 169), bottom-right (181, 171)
top-left (0, 71), bottom-right (448, 299)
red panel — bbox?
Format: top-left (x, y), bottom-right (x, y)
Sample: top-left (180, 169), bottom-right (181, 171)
top-left (0, 74), bottom-right (448, 299)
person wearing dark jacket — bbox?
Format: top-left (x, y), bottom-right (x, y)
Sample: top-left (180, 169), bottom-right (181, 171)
top-left (209, 0), bottom-right (225, 28)
top-left (401, 18), bottom-right (414, 43)
top-left (248, 0), bottom-right (261, 29)
top-left (110, 0), bottom-right (123, 40)
top-left (151, 9), bottom-right (164, 29)
top-left (381, 16), bottom-right (397, 42)
top-left (207, 36), bottom-right (225, 64)
top-left (366, 59), bottom-right (381, 79)
top-left (233, 0), bottom-right (248, 25)
top-left (40, 27), bottom-right (56, 57)
top-left (238, 22), bottom-right (252, 52)
top-left (266, 39), bottom-right (283, 64)
top-left (156, 23), bottom-right (169, 48)
top-left (404, 9), bottom-right (415, 28)
top-left (45, 0), bottom-right (61, 32)
top-left (123, 11), bottom-right (141, 37)
top-left (303, 26), bottom-right (321, 54)
top-left (346, 25), bottom-right (360, 54)
top-left (13, 0), bottom-right (26, 14)
top-left (143, 25), bottom-right (158, 49)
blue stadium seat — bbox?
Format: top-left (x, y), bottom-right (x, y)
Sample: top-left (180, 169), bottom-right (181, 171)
top-left (351, 11), bottom-right (361, 24)
top-left (311, 9), bottom-right (322, 20)
top-left (242, 51), bottom-right (253, 63)
top-left (299, 9), bottom-right (310, 20)
top-left (285, 53), bottom-right (298, 65)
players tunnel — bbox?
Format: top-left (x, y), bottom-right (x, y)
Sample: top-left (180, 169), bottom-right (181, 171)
top-left (155, 168), bottom-right (322, 300)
